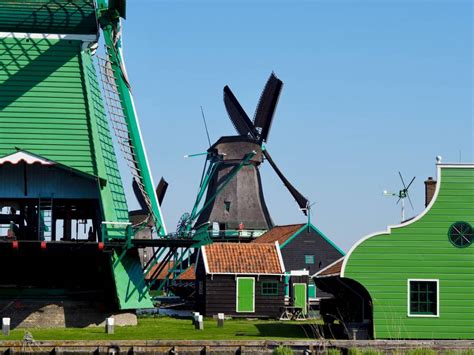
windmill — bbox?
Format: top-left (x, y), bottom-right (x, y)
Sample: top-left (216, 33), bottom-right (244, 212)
top-left (96, 0), bottom-right (166, 235)
top-left (188, 73), bottom-right (309, 238)
top-left (384, 172), bottom-right (416, 222)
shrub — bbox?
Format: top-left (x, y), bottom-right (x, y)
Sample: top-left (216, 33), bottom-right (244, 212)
top-left (273, 345), bottom-right (294, 355)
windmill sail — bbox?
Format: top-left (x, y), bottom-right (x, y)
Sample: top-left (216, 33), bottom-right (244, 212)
top-left (223, 74), bottom-right (309, 215)
top-left (253, 73), bottom-right (283, 143)
top-left (97, 3), bottom-right (166, 235)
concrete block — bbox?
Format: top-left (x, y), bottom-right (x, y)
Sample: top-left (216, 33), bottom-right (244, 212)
top-left (2, 318), bottom-right (10, 336)
top-left (192, 312), bottom-right (200, 325)
top-left (106, 317), bottom-right (114, 334)
top-left (217, 313), bottom-right (224, 328)
top-left (195, 315), bottom-right (203, 330)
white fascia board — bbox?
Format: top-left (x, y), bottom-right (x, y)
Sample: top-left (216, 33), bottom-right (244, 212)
top-left (0, 32), bottom-right (97, 42)
top-left (341, 163), bottom-right (448, 277)
top-left (201, 246), bottom-right (210, 275)
top-left (275, 242), bottom-right (286, 273)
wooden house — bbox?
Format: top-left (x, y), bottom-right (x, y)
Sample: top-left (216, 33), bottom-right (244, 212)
top-left (315, 162), bottom-right (474, 339)
top-left (253, 223), bottom-right (344, 308)
top-left (195, 242), bottom-right (285, 318)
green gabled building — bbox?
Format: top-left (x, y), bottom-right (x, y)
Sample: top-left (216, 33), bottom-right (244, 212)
top-left (0, 0), bottom-right (163, 324)
top-left (316, 161), bottom-right (474, 339)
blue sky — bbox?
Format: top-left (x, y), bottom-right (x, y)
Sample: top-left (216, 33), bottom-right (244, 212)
top-left (117, 0), bottom-right (472, 251)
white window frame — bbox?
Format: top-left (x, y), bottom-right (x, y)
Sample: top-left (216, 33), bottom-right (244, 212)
top-left (407, 279), bottom-right (439, 318)
top-left (236, 277), bottom-right (255, 313)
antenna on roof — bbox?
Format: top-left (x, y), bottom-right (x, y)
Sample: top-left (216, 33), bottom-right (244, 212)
top-left (301, 201), bottom-right (316, 228)
top-left (383, 171), bottom-right (416, 222)
top-left (200, 106), bottom-right (212, 147)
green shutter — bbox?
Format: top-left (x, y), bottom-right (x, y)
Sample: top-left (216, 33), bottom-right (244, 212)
top-left (293, 283), bottom-right (307, 314)
top-left (237, 277), bottom-right (255, 312)
top-left (308, 283), bottom-right (317, 299)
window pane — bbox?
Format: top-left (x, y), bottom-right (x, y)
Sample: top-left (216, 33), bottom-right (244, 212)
top-left (261, 282), bottom-right (278, 296)
top-left (305, 255), bottom-right (314, 264)
top-left (409, 281), bottom-right (437, 315)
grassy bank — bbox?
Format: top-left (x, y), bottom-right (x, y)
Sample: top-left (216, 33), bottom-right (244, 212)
top-left (0, 316), bottom-right (322, 341)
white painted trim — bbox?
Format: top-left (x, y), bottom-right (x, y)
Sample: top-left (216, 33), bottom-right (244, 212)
top-left (236, 277), bottom-right (255, 313)
top-left (275, 242), bottom-right (286, 273)
top-left (289, 270), bottom-right (310, 276)
top-left (0, 151), bottom-right (54, 166)
top-left (407, 279), bottom-right (440, 317)
top-left (312, 256), bottom-right (345, 278)
top-left (0, 32), bottom-right (97, 42)
top-left (437, 163), bottom-right (474, 168)
top-left (341, 164), bottom-right (446, 277)
top-left (209, 272), bottom-right (284, 277)
top-left (201, 246), bottom-right (210, 275)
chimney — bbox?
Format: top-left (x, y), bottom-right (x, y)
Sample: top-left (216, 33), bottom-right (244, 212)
top-left (424, 177), bottom-right (437, 207)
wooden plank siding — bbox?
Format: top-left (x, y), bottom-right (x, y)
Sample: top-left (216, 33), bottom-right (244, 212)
top-left (202, 275), bottom-right (284, 318)
top-left (0, 38), bottom-right (95, 174)
top-left (0, 0), bottom-right (97, 35)
top-left (281, 226), bottom-right (344, 298)
top-left (343, 166), bottom-right (474, 339)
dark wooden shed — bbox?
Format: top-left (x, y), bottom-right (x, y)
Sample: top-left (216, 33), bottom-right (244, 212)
top-left (195, 242), bottom-right (285, 318)
top-left (253, 223), bottom-right (344, 304)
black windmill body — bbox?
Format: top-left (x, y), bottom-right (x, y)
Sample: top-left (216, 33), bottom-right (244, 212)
top-left (194, 73), bottom-right (309, 237)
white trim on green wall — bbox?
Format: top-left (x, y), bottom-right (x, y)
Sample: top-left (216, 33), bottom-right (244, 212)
top-left (407, 278), bottom-right (440, 318)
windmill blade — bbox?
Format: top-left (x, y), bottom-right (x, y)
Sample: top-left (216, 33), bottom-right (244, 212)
top-left (156, 177), bottom-right (169, 205)
top-left (223, 86), bottom-right (256, 137)
top-left (109, 0), bottom-right (127, 19)
top-left (396, 197), bottom-right (401, 205)
top-left (263, 150), bottom-right (309, 215)
top-left (406, 176), bottom-right (416, 190)
top-left (398, 171), bottom-right (407, 189)
top-left (133, 179), bottom-right (149, 212)
top-left (406, 192), bottom-right (414, 209)
top-left (253, 72), bottom-right (283, 143)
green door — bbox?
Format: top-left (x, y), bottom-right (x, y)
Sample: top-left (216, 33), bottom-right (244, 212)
top-left (293, 283), bottom-right (307, 314)
top-left (236, 277), bottom-right (255, 312)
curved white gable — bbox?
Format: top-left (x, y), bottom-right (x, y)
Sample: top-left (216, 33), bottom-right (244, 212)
top-left (340, 163), bottom-right (474, 278)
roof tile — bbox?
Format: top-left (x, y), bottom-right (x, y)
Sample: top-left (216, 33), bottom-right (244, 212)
top-left (252, 224), bottom-right (305, 245)
top-left (204, 243), bottom-right (283, 274)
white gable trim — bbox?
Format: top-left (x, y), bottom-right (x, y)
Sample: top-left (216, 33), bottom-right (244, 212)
top-left (0, 32), bottom-right (97, 42)
top-left (201, 246), bottom-right (210, 275)
top-left (0, 151), bottom-right (54, 166)
top-left (341, 163), bottom-right (472, 277)
top-left (275, 242), bottom-right (286, 273)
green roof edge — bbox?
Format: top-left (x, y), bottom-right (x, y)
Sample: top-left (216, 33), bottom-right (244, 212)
top-left (280, 222), bottom-right (345, 256)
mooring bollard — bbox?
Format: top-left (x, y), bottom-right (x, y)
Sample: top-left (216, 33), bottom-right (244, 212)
top-left (106, 317), bottom-right (114, 334)
top-left (195, 315), bottom-right (204, 330)
top-left (2, 318), bottom-right (10, 336)
top-left (217, 313), bottom-right (224, 328)
top-left (192, 312), bottom-right (200, 325)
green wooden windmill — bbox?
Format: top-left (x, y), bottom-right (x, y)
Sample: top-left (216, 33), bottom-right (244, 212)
top-left (0, 0), bottom-right (183, 316)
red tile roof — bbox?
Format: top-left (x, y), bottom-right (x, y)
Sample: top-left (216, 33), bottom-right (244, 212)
top-left (145, 261), bottom-right (174, 281)
top-left (177, 264), bottom-right (195, 280)
top-left (203, 243), bottom-right (284, 274)
top-left (146, 262), bottom-right (196, 281)
top-left (313, 257), bottom-right (344, 278)
top-left (252, 224), bottom-right (304, 245)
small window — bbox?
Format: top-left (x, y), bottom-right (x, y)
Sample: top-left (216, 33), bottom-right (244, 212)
top-left (224, 201), bottom-right (231, 212)
top-left (261, 281), bottom-right (279, 296)
top-left (408, 280), bottom-right (439, 317)
top-left (305, 255), bottom-right (314, 264)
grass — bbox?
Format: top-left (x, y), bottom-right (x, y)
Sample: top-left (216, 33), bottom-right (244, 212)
top-left (0, 316), bottom-right (322, 341)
